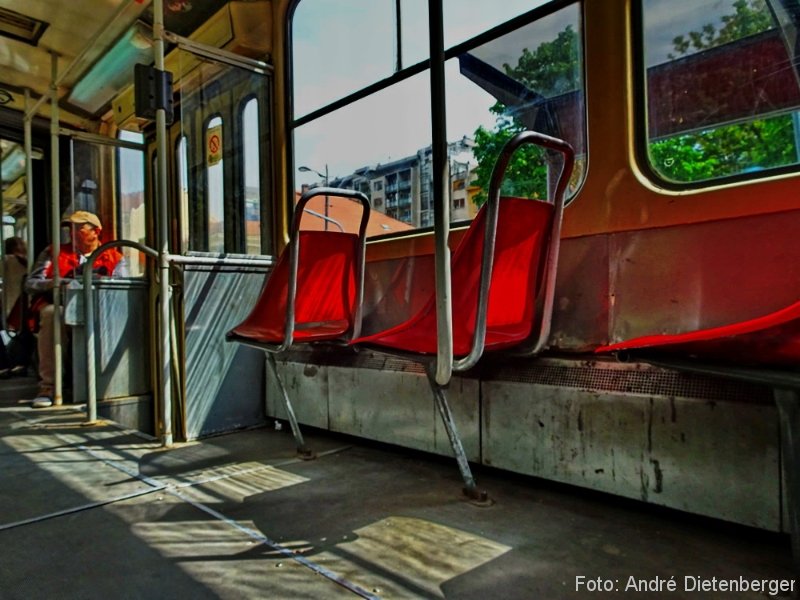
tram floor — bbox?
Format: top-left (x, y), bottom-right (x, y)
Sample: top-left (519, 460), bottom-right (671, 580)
top-left (0, 379), bottom-right (795, 599)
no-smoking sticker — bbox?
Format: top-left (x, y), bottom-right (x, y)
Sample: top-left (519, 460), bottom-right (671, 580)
top-left (207, 125), bottom-right (222, 166)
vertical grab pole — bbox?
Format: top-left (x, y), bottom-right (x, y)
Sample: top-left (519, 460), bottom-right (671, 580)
top-left (50, 51), bottom-right (64, 406)
top-left (24, 90), bottom-right (35, 270)
top-left (0, 147), bottom-right (5, 333)
top-left (428, 0), bottom-right (452, 386)
top-left (84, 258), bottom-right (97, 424)
top-left (154, 0), bottom-right (173, 446)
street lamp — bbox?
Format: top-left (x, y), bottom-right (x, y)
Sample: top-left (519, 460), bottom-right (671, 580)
top-left (299, 164), bottom-right (329, 230)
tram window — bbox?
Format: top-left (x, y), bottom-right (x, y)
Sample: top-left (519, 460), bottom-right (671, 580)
top-left (176, 135), bottom-right (189, 254)
top-left (640, 0), bottom-right (800, 185)
top-left (206, 116), bottom-right (224, 253)
top-left (241, 98), bottom-right (261, 254)
top-left (117, 131), bottom-right (146, 277)
top-left (292, 0), bottom-right (586, 237)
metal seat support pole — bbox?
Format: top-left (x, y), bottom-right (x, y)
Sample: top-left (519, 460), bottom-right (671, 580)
top-left (775, 388), bottom-right (800, 581)
top-left (426, 368), bottom-right (488, 503)
top-left (266, 353), bottom-right (314, 459)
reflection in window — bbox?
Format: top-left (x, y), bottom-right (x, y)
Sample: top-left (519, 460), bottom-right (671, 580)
top-left (242, 98), bottom-right (261, 254)
top-left (177, 135), bottom-right (189, 254)
top-left (118, 130), bottom-right (146, 276)
top-left (642, 0), bottom-right (800, 184)
top-left (206, 116), bottom-right (224, 253)
top-left (452, 7), bottom-right (585, 211)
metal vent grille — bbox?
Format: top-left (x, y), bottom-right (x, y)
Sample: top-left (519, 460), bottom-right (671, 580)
top-left (0, 8), bottom-right (48, 45)
top-left (283, 348), bottom-right (426, 374)
top-left (280, 349), bottom-right (773, 404)
top-left (487, 362), bottom-right (773, 404)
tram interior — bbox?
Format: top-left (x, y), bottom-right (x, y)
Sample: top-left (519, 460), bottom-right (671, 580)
top-left (1, 0), bottom-right (800, 595)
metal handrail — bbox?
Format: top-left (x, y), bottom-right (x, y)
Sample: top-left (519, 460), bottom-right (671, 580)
top-left (302, 208), bottom-right (345, 232)
top-left (517, 132), bottom-right (575, 357)
top-left (83, 240), bottom-right (159, 425)
top-left (452, 130), bottom-right (575, 373)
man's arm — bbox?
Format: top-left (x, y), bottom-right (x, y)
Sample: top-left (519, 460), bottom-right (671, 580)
top-left (25, 247), bottom-right (54, 295)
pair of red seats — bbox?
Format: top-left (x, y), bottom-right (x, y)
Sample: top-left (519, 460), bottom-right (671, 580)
top-left (227, 131), bottom-right (575, 499)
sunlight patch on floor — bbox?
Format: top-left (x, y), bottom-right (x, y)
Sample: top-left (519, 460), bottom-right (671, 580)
top-left (319, 516), bottom-right (511, 598)
top-left (179, 464), bottom-right (310, 503)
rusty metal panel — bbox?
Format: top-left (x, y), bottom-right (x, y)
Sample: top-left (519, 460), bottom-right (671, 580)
top-left (608, 209), bottom-right (800, 343)
top-left (327, 367), bottom-right (480, 461)
top-left (266, 360), bottom-right (329, 429)
top-left (482, 368), bottom-right (780, 530)
top-left (550, 235), bottom-right (610, 350)
top-left (482, 381), bottom-right (649, 499)
top-left (649, 396), bottom-right (779, 530)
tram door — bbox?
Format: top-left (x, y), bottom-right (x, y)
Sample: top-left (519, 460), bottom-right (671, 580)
top-left (167, 47), bottom-right (273, 440)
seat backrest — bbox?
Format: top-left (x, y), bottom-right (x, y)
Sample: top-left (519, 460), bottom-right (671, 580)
top-left (230, 230), bottom-right (360, 344)
top-left (350, 196), bottom-right (556, 357)
top-left (451, 197), bottom-right (555, 355)
top-left (227, 188), bottom-right (370, 351)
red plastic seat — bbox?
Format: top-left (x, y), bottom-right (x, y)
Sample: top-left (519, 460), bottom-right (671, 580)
top-left (227, 187), bottom-right (370, 352)
top-left (354, 197), bottom-right (554, 356)
top-left (229, 230), bottom-right (359, 345)
top-left (227, 188), bottom-right (370, 459)
top-left (595, 299), bottom-right (800, 366)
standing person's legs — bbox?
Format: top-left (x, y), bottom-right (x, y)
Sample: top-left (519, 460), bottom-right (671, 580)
top-left (32, 303), bottom-right (55, 408)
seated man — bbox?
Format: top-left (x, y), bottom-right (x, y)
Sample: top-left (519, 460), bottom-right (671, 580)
top-left (25, 211), bottom-right (124, 408)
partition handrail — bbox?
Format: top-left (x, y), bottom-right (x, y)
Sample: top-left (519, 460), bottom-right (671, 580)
top-left (275, 187), bottom-right (371, 353)
top-left (83, 240), bottom-right (277, 430)
top-left (83, 240), bottom-right (158, 425)
top-left (451, 130), bottom-right (575, 374)
top-left (167, 254), bottom-right (275, 268)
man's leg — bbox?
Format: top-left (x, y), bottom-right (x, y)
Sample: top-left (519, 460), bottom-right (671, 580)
top-left (33, 303), bottom-right (55, 408)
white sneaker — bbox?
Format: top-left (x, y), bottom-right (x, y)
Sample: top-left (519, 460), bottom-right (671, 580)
top-left (31, 392), bottom-right (53, 409)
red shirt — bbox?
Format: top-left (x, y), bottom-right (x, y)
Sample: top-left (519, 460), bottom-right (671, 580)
top-left (43, 243), bottom-right (123, 279)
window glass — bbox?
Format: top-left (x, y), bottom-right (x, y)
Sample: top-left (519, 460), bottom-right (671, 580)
top-left (206, 116), bottom-right (224, 253)
top-left (442, 0), bottom-right (552, 48)
top-left (642, 0), bottom-right (800, 184)
top-left (292, 1), bottom-right (586, 237)
top-left (400, 0), bottom-right (429, 67)
top-left (292, 0), bottom-right (395, 117)
top-left (177, 135), bottom-right (189, 254)
top-left (242, 98), bottom-right (261, 254)
top-left (294, 72), bottom-right (429, 234)
top-left (117, 130), bottom-right (146, 276)
top-left (449, 6), bottom-right (585, 218)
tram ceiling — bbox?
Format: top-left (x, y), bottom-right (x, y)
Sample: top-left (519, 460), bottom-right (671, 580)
top-left (0, 0), bottom-right (272, 131)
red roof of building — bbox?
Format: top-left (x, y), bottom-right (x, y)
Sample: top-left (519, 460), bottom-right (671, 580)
top-left (295, 192), bottom-right (413, 236)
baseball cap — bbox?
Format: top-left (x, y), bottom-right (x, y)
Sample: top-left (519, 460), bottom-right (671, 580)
top-left (62, 210), bottom-right (102, 229)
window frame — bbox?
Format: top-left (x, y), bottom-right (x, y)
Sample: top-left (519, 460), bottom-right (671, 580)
top-left (632, 0), bottom-right (800, 191)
